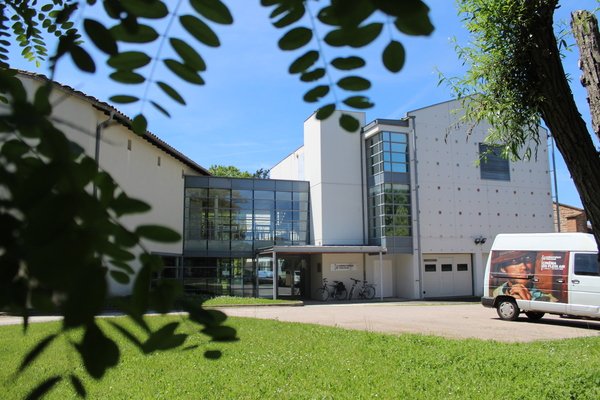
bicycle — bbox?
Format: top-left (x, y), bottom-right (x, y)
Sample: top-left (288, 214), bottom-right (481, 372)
top-left (348, 278), bottom-right (376, 300)
top-left (314, 278), bottom-right (347, 301)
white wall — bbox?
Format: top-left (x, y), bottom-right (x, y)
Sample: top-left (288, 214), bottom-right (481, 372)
top-left (408, 99), bottom-right (554, 257)
top-left (20, 75), bottom-right (201, 295)
top-left (270, 147), bottom-right (305, 181)
top-left (304, 111), bottom-right (366, 245)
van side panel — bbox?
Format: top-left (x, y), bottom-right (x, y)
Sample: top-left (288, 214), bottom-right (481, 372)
top-left (488, 250), bottom-right (568, 303)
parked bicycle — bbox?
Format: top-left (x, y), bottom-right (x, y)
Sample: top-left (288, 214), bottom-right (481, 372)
top-left (348, 278), bottom-right (376, 300)
top-left (315, 278), bottom-right (348, 301)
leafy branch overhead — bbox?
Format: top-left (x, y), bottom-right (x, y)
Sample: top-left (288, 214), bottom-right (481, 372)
top-left (1, 0), bottom-right (433, 398)
top-left (3, 0), bottom-right (433, 134)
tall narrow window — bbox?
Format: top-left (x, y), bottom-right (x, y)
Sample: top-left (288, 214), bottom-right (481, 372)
top-left (479, 144), bottom-right (510, 181)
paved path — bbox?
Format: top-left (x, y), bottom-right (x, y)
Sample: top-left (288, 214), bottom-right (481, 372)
top-left (218, 302), bottom-right (600, 342)
top-left (3, 302), bottom-right (600, 342)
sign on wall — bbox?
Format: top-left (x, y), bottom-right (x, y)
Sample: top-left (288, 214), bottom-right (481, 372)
top-left (331, 263), bottom-right (357, 272)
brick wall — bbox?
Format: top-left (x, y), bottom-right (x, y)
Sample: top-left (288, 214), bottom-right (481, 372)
top-left (553, 203), bottom-right (590, 233)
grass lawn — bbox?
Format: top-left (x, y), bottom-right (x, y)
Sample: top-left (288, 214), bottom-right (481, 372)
top-left (1, 315), bottom-right (600, 399)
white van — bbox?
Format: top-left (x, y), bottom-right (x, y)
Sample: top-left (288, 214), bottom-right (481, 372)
top-left (482, 233), bottom-right (599, 321)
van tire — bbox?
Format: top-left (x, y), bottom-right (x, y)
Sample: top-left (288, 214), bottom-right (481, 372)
top-left (525, 311), bottom-right (545, 321)
top-left (496, 299), bottom-right (520, 321)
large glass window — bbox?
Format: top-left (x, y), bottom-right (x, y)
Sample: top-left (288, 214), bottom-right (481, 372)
top-left (366, 131), bottom-right (411, 243)
top-left (479, 144), bottom-right (510, 181)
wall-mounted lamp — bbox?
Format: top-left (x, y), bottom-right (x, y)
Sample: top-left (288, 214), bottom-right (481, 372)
top-left (474, 236), bottom-right (487, 245)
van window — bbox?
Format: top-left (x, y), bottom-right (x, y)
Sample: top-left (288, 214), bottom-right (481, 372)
top-left (574, 253), bottom-right (600, 276)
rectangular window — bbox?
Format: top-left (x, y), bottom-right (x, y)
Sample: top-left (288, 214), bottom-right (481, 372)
top-left (441, 264), bottom-right (452, 272)
top-left (574, 253), bottom-right (600, 276)
top-left (479, 144), bottom-right (510, 181)
top-left (425, 264), bottom-right (436, 272)
top-left (457, 264), bottom-right (468, 271)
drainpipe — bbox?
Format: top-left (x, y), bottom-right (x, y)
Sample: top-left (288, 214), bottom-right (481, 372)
top-left (409, 115), bottom-right (424, 299)
top-left (93, 111), bottom-right (115, 198)
top-left (550, 134), bottom-right (561, 232)
top-left (272, 250), bottom-right (277, 300)
top-left (360, 127), bottom-right (367, 244)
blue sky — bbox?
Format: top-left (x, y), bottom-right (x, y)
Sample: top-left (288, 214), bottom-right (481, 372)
top-left (9, 1), bottom-right (598, 208)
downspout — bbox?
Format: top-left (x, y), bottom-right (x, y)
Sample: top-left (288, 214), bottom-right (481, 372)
top-left (409, 115), bottom-right (424, 299)
top-left (93, 111), bottom-right (115, 198)
top-left (550, 134), bottom-right (561, 232)
top-left (360, 127), bottom-right (366, 244)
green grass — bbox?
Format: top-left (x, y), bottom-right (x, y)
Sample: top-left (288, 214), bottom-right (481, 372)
top-left (201, 296), bottom-right (300, 306)
top-left (1, 315), bottom-right (600, 399)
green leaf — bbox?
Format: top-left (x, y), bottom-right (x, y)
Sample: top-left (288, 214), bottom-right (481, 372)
top-left (33, 85), bottom-right (52, 115)
top-left (84, 19), bottom-right (118, 55)
top-left (110, 24), bottom-right (159, 43)
top-left (392, 0), bottom-right (434, 36)
top-left (343, 95), bottom-right (374, 109)
top-left (337, 76), bottom-right (371, 91)
top-left (120, 0), bottom-right (168, 19)
top-left (303, 85), bottom-right (329, 103)
top-left (157, 81), bottom-right (186, 105)
top-left (278, 27), bottom-right (312, 51)
top-left (110, 270), bottom-right (130, 284)
top-left (180, 15), bottom-right (220, 47)
top-left (143, 322), bottom-right (187, 353)
top-left (109, 95), bottom-right (139, 104)
top-left (150, 100), bottom-right (171, 117)
top-left (76, 323), bottom-right (120, 379)
top-left (339, 113), bottom-right (360, 132)
top-left (164, 59), bottom-right (205, 85)
top-left (273, 5), bottom-right (305, 28)
top-left (107, 51), bottom-right (151, 70)
top-left (202, 325), bottom-right (238, 342)
top-left (170, 38), bottom-right (206, 71)
top-left (382, 40), bottom-right (405, 73)
top-left (135, 224), bottom-right (181, 242)
top-left (289, 50), bottom-right (319, 74)
top-left (131, 113), bottom-right (147, 135)
top-left (109, 259), bottom-right (135, 274)
top-left (110, 70), bottom-right (145, 84)
top-left (150, 280), bottom-right (182, 313)
top-left (70, 45), bottom-right (96, 73)
top-left (300, 68), bottom-right (325, 82)
top-left (315, 103), bottom-right (336, 120)
top-left (25, 376), bottom-right (62, 400)
top-left (111, 193), bottom-right (151, 215)
top-left (69, 374), bottom-right (87, 398)
top-left (331, 56), bottom-right (365, 70)
top-left (189, 0), bottom-right (233, 25)
top-left (18, 334), bottom-right (57, 373)
top-left (324, 23), bottom-right (383, 48)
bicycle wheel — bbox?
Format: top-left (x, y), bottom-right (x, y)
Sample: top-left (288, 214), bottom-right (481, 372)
top-left (364, 285), bottom-right (376, 300)
top-left (348, 287), bottom-right (355, 300)
top-left (315, 287), bottom-right (329, 301)
top-left (335, 288), bottom-right (347, 300)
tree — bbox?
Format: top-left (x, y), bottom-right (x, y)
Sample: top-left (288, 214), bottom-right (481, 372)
top-left (254, 168), bottom-right (270, 179)
top-left (0, 0), bottom-right (434, 398)
top-left (446, 0), bottom-right (600, 252)
top-left (208, 164), bottom-right (253, 178)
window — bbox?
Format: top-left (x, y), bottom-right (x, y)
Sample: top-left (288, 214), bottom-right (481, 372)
top-left (425, 264), bottom-right (436, 272)
top-left (479, 144), bottom-right (510, 181)
top-left (457, 264), bottom-right (469, 271)
top-left (574, 253), bottom-right (600, 276)
top-left (441, 264), bottom-right (452, 272)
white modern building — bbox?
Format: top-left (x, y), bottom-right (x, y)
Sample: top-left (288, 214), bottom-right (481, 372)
top-left (9, 72), bottom-right (554, 299)
top-left (271, 101), bottom-right (554, 298)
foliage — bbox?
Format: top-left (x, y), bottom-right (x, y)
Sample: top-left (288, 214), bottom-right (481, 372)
top-left (444, 0), bottom-right (600, 250)
top-left (253, 167), bottom-right (270, 179)
top-left (2, 315), bottom-right (600, 399)
top-left (208, 164), bottom-right (253, 178)
top-left (1, 0), bottom-right (434, 398)
top-left (442, 0), bottom-right (543, 160)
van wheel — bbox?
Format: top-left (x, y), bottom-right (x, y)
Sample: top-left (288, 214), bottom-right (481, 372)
top-left (496, 299), bottom-right (520, 321)
top-left (525, 311), bottom-right (545, 321)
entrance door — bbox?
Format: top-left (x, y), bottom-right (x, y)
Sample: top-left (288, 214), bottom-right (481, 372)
top-left (277, 256), bottom-right (310, 299)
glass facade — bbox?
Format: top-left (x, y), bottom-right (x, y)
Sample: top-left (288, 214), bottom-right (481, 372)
top-left (366, 131), bottom-right (413, 252)
top-left (154, 176), bottom-right (310, 298)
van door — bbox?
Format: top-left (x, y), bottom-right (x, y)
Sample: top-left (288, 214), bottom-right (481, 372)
top-left (568, 252), bottom-right (600, 317)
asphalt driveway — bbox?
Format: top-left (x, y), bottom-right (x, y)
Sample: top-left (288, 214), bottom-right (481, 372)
top-left (218, 301), bottom-right (600, 342)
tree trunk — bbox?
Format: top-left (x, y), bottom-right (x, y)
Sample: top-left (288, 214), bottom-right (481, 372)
top-left (526, 0), bottom-right (600, 252)
top-left (572, 10), bottom-right (600, 143)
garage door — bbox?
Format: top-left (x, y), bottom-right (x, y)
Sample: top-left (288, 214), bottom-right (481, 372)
top-left (422, 254), bottom-right (472, 298)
